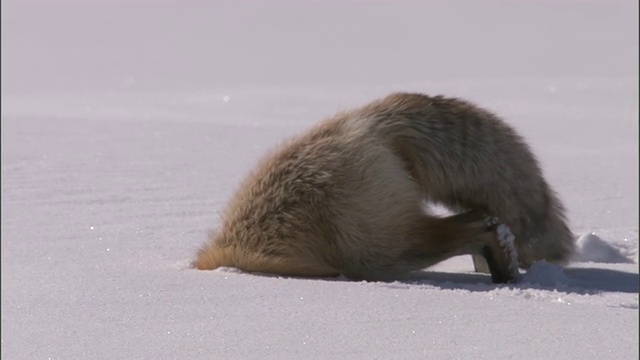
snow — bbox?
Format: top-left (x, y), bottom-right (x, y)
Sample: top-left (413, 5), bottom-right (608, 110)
top-left (1, 0), bottom-right (638, 359)
top-left (574, 232), bottom-right (634, 264)
top-left (521, 261), bottom-right (569, 287)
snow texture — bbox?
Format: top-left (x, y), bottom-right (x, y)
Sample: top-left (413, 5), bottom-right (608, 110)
top-left (2, 0), bottom-right (638, 359)
top-left (574, 232), bottom-right (634, 264)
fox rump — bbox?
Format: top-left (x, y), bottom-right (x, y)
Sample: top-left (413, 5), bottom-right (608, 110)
top-left (195, 93), bottom-right (575, 282)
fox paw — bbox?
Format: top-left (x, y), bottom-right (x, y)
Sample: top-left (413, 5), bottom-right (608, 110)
top-left (483, 223), bottom-right (521, 283)
top-left (485, 216), bottom-right (500, 228)
top-left (495, 224), bottom-right (520, 281)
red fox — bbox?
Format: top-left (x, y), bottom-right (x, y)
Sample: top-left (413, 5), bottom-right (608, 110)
top-left (195, 93), bottom-right (575, 283)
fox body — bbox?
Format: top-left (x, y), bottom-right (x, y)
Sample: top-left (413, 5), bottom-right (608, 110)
top-left (195, 93), bottom-right (574, 282)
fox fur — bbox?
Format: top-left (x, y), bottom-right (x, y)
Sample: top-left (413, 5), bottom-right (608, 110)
top-left (195, 92), bottom-right (575, 282)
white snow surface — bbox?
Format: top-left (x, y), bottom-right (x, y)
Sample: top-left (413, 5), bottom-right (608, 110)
top-left (2, 0), bottom-right (638, 359)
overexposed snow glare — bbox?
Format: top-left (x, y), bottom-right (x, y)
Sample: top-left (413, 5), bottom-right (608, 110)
top-left (1, 0), bottom-right (638, 359)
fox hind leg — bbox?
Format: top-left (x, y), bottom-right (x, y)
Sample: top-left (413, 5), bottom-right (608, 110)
top-left (404, 210), bottom-right (519, 283)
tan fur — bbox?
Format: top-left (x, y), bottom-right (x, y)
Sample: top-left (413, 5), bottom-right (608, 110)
top-left (195, 92), bottom-right (575, 281)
